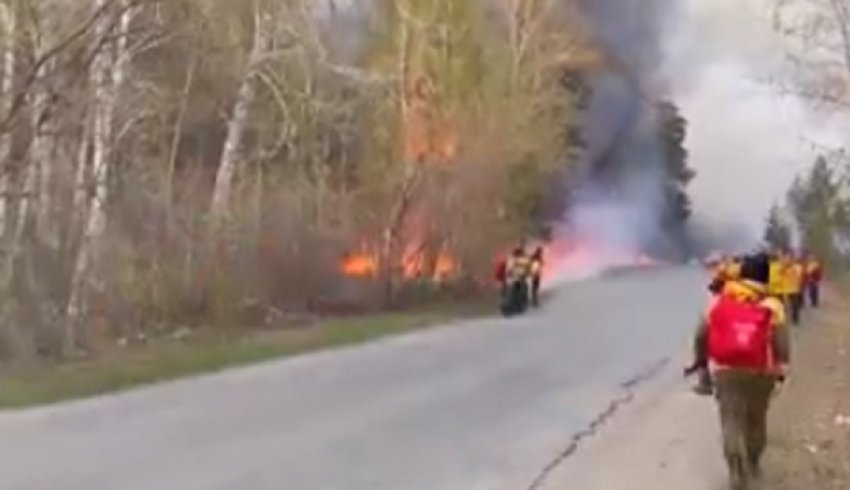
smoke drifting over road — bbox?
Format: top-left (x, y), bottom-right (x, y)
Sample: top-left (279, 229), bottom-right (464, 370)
top-left (549, 0), bottom-right (686, 283)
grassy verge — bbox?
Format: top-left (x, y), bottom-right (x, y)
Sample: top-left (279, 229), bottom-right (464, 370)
top-left (764, 285), bottom-right (850, 489)
top-left (0, 301), bottom-right (491, 410)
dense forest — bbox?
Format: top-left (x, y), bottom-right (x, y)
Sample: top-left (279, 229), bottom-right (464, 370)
top-left (0, 0), bottom-right (694, 362)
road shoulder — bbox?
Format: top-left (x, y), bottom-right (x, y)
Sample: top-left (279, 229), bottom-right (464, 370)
top-left (0, 302), bottom-right (490, 410)
top-left (763, 288), bottom-right (850, 489)
top-left (544, 287), bottom-right (850, 490)
top-left (542, 360), bottom-right (726, 490)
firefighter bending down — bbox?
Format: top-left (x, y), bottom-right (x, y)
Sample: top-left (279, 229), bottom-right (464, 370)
top-left (500, 246), bottom-right (533, 316)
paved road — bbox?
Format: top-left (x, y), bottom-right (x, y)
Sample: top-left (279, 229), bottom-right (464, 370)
top-left (0, 267), bottom-right (707, 490)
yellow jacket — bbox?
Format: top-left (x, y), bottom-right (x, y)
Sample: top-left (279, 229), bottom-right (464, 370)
top-left (780, 262), bottom-right (804, 295)
top-left (768, 260), bottom-right (783, 296)
top-left (506, 256), bottom-right (531, 281)
top-left (530, 259), bottom-right (542, 276)
top-left (725, 261), bottom-right (742, 281)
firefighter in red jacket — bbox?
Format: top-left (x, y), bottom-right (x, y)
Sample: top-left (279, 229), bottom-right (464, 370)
top-left (804, 254), bottom-right (823, 308)
top-left (688, 253), bottom-right (791, 490)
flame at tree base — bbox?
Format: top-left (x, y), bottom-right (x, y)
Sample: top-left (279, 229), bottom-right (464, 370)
top-left (340, 246), bottom-right (457, 283)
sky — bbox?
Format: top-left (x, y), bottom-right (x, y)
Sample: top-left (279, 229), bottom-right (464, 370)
top-left (670, 0), bottom-right (847, 243)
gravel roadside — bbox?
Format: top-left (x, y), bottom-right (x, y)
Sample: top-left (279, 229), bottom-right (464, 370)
top-left (764, 287), bottom-right (850, 490)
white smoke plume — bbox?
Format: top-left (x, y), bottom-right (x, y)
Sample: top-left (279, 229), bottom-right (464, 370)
top-left (546, 0), bottom-right (685, 286)
top-left (674, 0), bottom-right (849, 244)
top-left (548, 0), bottom-right (849, 285)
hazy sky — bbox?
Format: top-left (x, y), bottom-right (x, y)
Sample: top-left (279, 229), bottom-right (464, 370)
top-left (671, 0), bottom-right (846, 240)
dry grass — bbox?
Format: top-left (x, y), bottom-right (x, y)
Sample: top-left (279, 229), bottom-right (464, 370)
top-left (0, 300), bottom-right (490, 409)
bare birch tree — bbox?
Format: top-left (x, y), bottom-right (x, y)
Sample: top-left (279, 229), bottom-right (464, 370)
top-left (0, 0), bottom-right (16, 240)
top-left (66, 0), bottom-right (135, 351)
top-left (209, 3), bottom-right (275, 229)
top-left (774, 0), bottom-right (850, 108)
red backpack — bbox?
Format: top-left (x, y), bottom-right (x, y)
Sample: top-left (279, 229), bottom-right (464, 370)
top-left (494, 260), bottom-right (507, 283)
top-left (707, 295), bottom-right (773, 370)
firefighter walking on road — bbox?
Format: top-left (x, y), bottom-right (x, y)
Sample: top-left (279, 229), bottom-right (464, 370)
top-left (780, 253), bottom-right (805, 326)
top-left (804, 254), bottom-right (824, 308)
top-left (690, 253), bottom-right (791, 490)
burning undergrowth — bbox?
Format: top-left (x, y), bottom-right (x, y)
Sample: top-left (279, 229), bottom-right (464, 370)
top-left (546, 0), bottom-right (692, 284)
top-left (336, 0), bottom-right (693, 294)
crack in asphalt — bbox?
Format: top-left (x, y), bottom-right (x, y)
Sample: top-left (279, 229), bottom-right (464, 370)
top-left (525, 357), bottom-right (672, 490)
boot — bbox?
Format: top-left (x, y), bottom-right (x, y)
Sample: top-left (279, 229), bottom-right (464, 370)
top-left (728, 455), bottom-right (749, 490)
top-left (692, 367), bottom-right (714, 396)
top-left (747, 452), bottom-right (763, 480)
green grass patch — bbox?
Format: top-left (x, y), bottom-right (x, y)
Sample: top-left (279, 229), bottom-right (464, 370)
top-left (0, 303), bottom-right (490, 410)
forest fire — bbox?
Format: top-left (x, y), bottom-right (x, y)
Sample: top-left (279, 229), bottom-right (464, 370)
top-left (340, 253), bottom-right (378, 278)
top-left (339, 76), bottom-right (462, 283)
top-left (338, 75), bottom-right (462, 283)
top-left (339, 246), bottom-right (457, 282)
top-left (541, 238), bottom-right (660, 287)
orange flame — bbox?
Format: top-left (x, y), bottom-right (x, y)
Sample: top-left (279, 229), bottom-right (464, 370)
top-left (528, 238), bottom-right (661, 286)
top-left (434, 253), bottom-right (457, 280)
top-left (340, 75), bottom-right (460, 282)
top-left (340, 254), bottom-right (378, 278)
top-left (339, 246), bottom-right (457, 282)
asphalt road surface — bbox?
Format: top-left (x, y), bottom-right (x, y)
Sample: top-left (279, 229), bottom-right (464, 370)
top-left (0, 266), bottom-right (708, 490)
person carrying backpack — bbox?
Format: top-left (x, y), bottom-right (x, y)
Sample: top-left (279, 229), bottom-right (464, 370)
top-left (689, 253), bottom-right (790, 490)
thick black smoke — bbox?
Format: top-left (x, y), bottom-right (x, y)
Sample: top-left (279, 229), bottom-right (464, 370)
top-left (579, 0), bottom-right (675, 88)
top-left (558, 0), bottom-right (689, 260)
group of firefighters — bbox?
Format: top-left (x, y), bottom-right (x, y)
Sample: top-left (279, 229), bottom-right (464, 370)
top-left (494, 245), bottom-right (545, 316)
top-left (707, 250), bottom-right (823, 325)
top-left (689, 249), bottom-right (824, 490)
top-left (491, 242), bottom-right (826, 489)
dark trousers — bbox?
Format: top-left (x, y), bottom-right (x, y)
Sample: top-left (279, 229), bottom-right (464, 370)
top-left (530, 276), bottom-right (541, 307)
top-left (501, 280), bottom-right (529, 316)
top-left (785, 293), bottom-right (803, 325)
top-left (808, 282), bottom-right (821, 308)
top-left (714, 370), bottom-right (776, 490)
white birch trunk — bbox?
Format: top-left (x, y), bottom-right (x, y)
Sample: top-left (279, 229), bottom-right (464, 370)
top-left (165, 55), bottom-right (197, 229)
top-left (31, 58), bottom-right (54, 246)
top-left (66, 0), bottom-right (134, 348)
top-left (0, 1), bottom-right (15, 241)
top-left (73, 110), bottom-right (91, 226)
top-left (209, 8), bottom-right (274, 227)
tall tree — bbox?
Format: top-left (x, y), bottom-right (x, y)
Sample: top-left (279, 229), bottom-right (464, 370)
top-left (657, 101), bottom-right (694, 226)
top-left (656, 100), bottom-right (695, 256)
top-left (773, 0), bottom-right (850, 109)
top-left (0, 0), bottom-right (596, 361)
top-left (763, 203), bottom-right (793, 252)
top-left (787, 154), bottom-right (849, 266)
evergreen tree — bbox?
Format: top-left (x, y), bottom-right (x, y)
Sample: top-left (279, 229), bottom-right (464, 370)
top-left (763, 204), bottom-right (793, 252)
top-left (656, 100), bottom-right (695, 252)
top-left (787, 154), bottom-right (848, 266)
